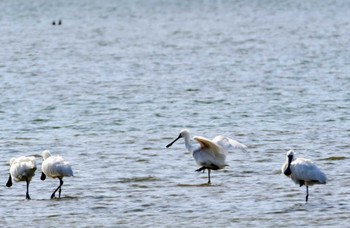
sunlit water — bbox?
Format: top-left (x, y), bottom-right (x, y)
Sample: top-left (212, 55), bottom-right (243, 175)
top-left (1, 0), bottom-right (350, 227)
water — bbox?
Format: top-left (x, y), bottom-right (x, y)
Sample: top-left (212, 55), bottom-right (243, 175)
top-left (1, 0), bottom-right (350, 227)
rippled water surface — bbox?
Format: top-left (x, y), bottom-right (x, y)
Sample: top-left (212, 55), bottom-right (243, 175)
top-left (1, 0), bottom-right (350, 227)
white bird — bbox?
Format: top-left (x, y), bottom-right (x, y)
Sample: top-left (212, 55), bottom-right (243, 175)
top-left (6, 156), bottom-right (37, 200)
top-left (166, 129), bottom-right (247, 184)
top-left (281, 150), bottom-right (327, 202)
top-left (40, 150), bottom-right (73, 199)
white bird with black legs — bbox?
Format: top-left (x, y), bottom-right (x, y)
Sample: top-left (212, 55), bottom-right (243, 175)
top-left (281, 150), bottom-right (327, 202)
top-left (41, 150), bottom-right (73, 199)
top-left (166, 129), bottom-right (247, 184)
top-left (6, 156), bottom-right (37, 200)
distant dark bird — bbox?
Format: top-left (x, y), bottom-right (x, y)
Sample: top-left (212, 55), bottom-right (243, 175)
top-left (52, 21), bottom-right (56, 25)
top-left (6, 156), bottom-right (37, 200)
top-left (281, 150), bottom-right (327, 202)
top-left (58, 20), bottom-right (62, 25)
top-left (41, 150), bottom-right (73, 199)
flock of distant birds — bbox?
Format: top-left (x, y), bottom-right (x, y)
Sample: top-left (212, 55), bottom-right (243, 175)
top-left (52, 20), bottom-right (62, 26)
top-left (6, 129), bottom-right (326, 203)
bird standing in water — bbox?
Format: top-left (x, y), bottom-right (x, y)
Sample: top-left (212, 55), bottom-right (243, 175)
top-left (281, 150), bottom-right (327, 202)
top-left (6, 156), bottom-right (37, 200)
top-left (166, 129), bottom-right (247, 184)
top-left (41, 150), bottom-right (73, 199)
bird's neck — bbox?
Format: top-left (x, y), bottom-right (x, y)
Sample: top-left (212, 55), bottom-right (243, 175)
top-left (284, 156), bottom-right (293, 176)
top-left (184, 135), bottom-right (195, 152)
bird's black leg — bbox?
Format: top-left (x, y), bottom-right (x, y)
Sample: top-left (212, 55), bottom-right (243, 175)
top-left (208, 169), bottom-right (211, 184)
top-left (25, 176), bottom-right (31, 200)
top-left (195, 167), bottom-right (206, 173)
top-left (58, 177), bottom-right (63, 198)
top-left (6, 174), bottom-right (12, 187)
top-left (305, 186), bottom-right (309, 203)
top-left (51, 177), bottom-right (63, 199)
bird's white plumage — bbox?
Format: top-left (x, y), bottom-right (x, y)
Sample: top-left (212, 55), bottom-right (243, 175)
top-left (281, 150), bottom-right (327, 202)
top-left (41, 150), bottom-right (73, 199)
top-left (6, 156), bottom-right (37, 199)
top-left (184, 129), bottom-right (246, 168)
top-left (281, 150), bottom-right (327, 186)
top-left (289, 158), bottom-right (327, 186)
top-left (9, 156), bottom-right (37, 182)
top-left (212, 135), bottom-right (248, 154)
top-left (194, 136), bottom-right (223, 159)
top-left (42, 150), bottom-right (73, 178)
top-left (167, 129), bottom-right (247, 183)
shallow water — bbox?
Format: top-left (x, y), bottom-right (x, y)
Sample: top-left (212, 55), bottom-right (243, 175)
top-left (1, 0), bottom-right (350, 227)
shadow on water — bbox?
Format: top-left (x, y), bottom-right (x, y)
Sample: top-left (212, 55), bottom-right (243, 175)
top-left (319, 156), bottom-right (347, 161)
top-left (268, 200), bottom-right (336, 215)
top-left (49, 195), bottom-right (79, 201)
top-left (176, 183), bottom-right (221, 187)
top-left (268, 203), bottom-right (308, 214)
top-left (116, 176), bottom-right (160, 183)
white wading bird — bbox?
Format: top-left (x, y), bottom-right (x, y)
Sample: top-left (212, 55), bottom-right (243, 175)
top-left (6, 156), bottom-right (37, 200)
top-left (41, 150), bottom-right (73, 199)
top-left (166, 129), bottom-right (247, 184)
top-left (281, 150), bottom-right (327, 202)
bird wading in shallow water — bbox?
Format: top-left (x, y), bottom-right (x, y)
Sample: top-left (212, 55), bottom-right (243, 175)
top-left (166, 129), bottom-right (247, 184)
top-left (281, 150), bottom-right (327, 202)
top-left (41, 150), bottom-right (73, 199)
top-left (6, 156), bottom-right (37, 200)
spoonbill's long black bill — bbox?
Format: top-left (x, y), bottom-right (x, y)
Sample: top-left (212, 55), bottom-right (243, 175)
top-left (166, 134), bottom-right (182, 148)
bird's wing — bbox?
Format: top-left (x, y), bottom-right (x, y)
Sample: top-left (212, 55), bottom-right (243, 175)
top-left (15, 156), bottom-right (36, 170)
top-left (291, 158), bottom-right (327, 184)
top-left (212, 135), bottom-right (247, 153)
top-left (193, 136), bottom-right (223, 158)
top-left (43, 156), bottom-right (73, 177)
top-left (22, 156), bottom-right (37, 168)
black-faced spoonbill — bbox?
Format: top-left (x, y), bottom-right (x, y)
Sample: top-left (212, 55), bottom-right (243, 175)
top-left (166, 129), bottom-right (247, 184)
top-left (281, 150), bottom-right (327, 202)
top-left (6, 156), bottom-right (37, 200)
top-left (40, 150), bottom-right (73, 199)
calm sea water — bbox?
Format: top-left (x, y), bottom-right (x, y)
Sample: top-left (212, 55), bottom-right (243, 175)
top-left (1, 0), bottom-right (350, 227)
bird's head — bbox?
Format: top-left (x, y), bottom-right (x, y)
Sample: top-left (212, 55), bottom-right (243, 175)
top-left (42, 150), bottom-right (51, 160)
top-left (179, 129), bottom-right (190, 138)
top-left (166, 129), bottom-right (190, 148)
top-left (9, 157), bottom-right (16, 166)
top-left (283, 150), bottom-right (295, 176)
top-left (286, 150), bottom-right (295, 162)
